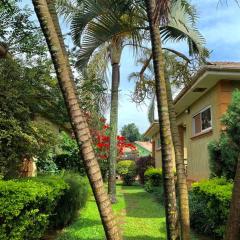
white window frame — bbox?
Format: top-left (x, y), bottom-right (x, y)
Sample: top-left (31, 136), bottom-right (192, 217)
top-left (192, 105), bottom-right (212, 136)
top-left (156, 135), bottom-right (161, 151)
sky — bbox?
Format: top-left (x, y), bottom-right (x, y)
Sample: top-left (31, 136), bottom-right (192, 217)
top-left (116, 0), bottom-right (240, 134)
top-left (21, 0), bottom-right (240, 134)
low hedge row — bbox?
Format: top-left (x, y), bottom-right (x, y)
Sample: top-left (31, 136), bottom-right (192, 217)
top-left (117, 160), bottom-right (137, 186)
top-left (0, 173), bottom-right (88, 240)
top-left (144, 167), bottom-right (164, 202)
top-left (189, 178), bottom-right (233, 239)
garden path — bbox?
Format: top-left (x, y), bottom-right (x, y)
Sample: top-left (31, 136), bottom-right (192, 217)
top-left (57, 183), bottom-right (207, 240)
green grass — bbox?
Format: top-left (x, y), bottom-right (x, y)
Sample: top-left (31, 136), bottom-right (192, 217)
top-left (57, 183), bottom-right (207, 240)
top-left (57, 183), bottom-right (165, 240)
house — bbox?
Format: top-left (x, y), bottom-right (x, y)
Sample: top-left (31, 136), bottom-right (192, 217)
top-left (144, 62), bottom-right (240, 181)
top-left (135, 141), bottom-right (152, 157)
top-left (121, 141), bottom-right (152, 160)
top-left (20, 115), bottom-right (72, 177)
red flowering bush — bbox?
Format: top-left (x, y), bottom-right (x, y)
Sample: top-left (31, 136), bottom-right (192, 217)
top-left (84, 114), bottom-right (136, 179)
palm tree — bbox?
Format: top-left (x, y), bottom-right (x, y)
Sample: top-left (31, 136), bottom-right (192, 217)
top-left (32, 1), bottom-right (121, 239)
top-left (57, 0), bottom-right (145, 203)
top-left (144, 0), bottom-right (184, 239)
top-left (131, 1), bottom-right (206, 238)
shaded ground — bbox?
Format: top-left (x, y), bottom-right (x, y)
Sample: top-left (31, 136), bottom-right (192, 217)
top-left (57, 183), bottom-right (207, 240)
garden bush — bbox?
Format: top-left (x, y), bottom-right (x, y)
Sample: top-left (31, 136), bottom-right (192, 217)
top-left (50, 173), bottom-right (89, 228)
top-left (189, 178), bottom-right (233, 238)
top-left (208, 133), bottom-right (238, 180)
top-left (0, 174), bottom-right (88, 240)
top-left (136, 156), bottom-right (154, 184)
top-left (144, 167), bottom-right (162, 192)
top-left (53, 132), bottom-right (85, 175)
top-left (117, 160), bottom-right (136, 185)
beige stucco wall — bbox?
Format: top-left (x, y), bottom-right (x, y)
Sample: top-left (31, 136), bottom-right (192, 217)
top-left (152, 133), bottom-right (175, 169)
top-left (176, 80), bottom-right (240, 180)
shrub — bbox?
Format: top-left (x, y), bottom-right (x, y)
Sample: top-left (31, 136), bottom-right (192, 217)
top-left (117, 160), bottom-right (136, 185)
top-left (136, 156), bottom-right (154, 184)
top-left (0, 174), bottom-right (88, 240)
top-left (50, 173), bottom-right (89, 228)
top-left (208, 133), bottom-right (238, 180)
top-left (189, 178), bottom-right (233, 238)
top-left (53, 132), bottom-right (85, 175)
top-left (208, 90), bottom-right (240, 180)
top-left (144, 167), bottom-right (162, 189)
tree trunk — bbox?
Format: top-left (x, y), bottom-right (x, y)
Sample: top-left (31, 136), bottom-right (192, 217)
top-left (144, 0), bottom-right (179, 239)
top-left (108, 63), bottom-right (120, 203)
top-left (108, 41), bottom-right (122, 204)
top-left (166, 79), bottom-right (190, 240)
top-left (225, 155), bottom-right (240, 240)
top-left (32, 1), bottom-right (121, 239)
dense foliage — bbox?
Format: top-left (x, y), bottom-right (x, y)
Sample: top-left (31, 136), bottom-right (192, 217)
top-left (189, 178), bottom-right (233, 238)
top-left (136, 156), bottom-right (155, 184)
top-left (144, 167), bottom-right (163, 192)
top-left (49, 173), bottom-right (89, 229)
top-left (53, 132), bottom-right (85, 175)
top-left (0, 58), bottom-right (67, 178)
top-left (0, 1), bottom-right (46, 58)
top-left (208, 134), bottom-right (238, 179)
top-left (117, 160), bottom-right (137, 185)
top-left (208, 90), bottom-right (240, 179)
top-left (120, 123), bottom-right (141, 142)
top-left (0, 174), bottom-right (88, 240)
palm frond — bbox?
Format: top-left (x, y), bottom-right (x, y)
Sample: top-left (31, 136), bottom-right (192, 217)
top-left (72, 0), bottom-right (144, 68)
top-left (160, 0), bottom-right (206, 56)
top-left (148, 95), bottom-right (155, 123)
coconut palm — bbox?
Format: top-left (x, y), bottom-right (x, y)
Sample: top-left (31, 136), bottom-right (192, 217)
top-left (32, 0), bottom-right (121, 239)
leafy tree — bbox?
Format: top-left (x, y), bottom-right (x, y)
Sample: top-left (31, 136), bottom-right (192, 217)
top-left (0, 0), bottom-right (46, 58)
top-left (0, 57), bottom-right (65, 178)
top-left (221, 90), bottom-right (240, 240)
top-left (120, 123), bottom-right (141, 142)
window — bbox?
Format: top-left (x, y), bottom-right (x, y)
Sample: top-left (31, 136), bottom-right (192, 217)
top-left (193, 106), bottom-right (212, 135)
top-left (156, 136), bottom-right (161, 149)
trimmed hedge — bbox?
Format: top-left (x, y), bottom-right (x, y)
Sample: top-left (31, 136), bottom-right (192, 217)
top-left (189, 178), bottom-right (233, 239)
top-left (117, 160), bottom-right (136, 185)
top-left (136, 156), bottom-right (154, 184)
top-left (0, 174), bottom-right (88, 240)
top-left (144, 167), bottom-right (162, 192)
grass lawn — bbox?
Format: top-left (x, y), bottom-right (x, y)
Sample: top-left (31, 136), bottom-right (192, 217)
top-left (57, 183), bottom-right (205, 240)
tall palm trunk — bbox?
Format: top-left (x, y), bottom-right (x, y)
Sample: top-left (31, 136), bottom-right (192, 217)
top-left (144, 0), bottom-right (179, 239)
top-left (225, 155), bottom-right (240, 240)
top-left (166, 79), bottom-right (190, 240)
top-left (32, 1), bottom-right (121, 239)
top-left (108, 40), bottom-right (122, 203)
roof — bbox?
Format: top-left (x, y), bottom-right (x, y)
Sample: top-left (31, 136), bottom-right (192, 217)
top-left (144, 62), bottom-right (240, 138)
top-left (143, 121), bottom-right (159, 138)
top-left (174, 62), bottom-right (240, 105)
top-left (174, 61), bottom-right (240, 115)
top-left (135, 141), bottom-right (152, 152)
